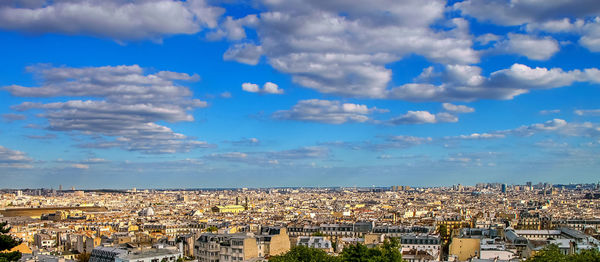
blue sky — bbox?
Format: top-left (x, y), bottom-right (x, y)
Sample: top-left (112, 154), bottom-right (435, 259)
top-left (0, 0), bottom-right (599, 189)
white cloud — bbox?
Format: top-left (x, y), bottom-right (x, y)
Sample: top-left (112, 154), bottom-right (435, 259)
top-left (455, 133), bottom-right (506, 140)
top-left (493, 33), bottom-right (559, 60)
top-left (262, 82), bottom-right (284, 94)
top-left (389, 111), bottom-right (458, 125)
top-left (228, 137), bottom-right (260, 146)
top-left (445, 119), bottom-right (600, 140)
top-left (205, 146), bottom-right (329, 165)
top-left (2, 113), bottom-right (26, 122)
top-left (5, 65), bottom-right (212, 154)
top-left (526, 18), bottom-right (586, 33)
top-left (241, 82), bottom-right (283, 94)
top-left (71, 164), bottom-right (89, 169)
top-left (273, 99), bottom-right (384, 124)
top-left (540, 109), bottom-right (561, 115)
top-left (219, 0), bottom-right (478, 99)
top-left (574, 109), bottom-right (600, 116)
top-left (0, 0), bottom-right (224, 41)
top-left (580, 17), bottom-right (600, 52)
top-left (442, 103), bottom-right (475, 113)
top-left (389, 63), bottom-right (600, 102)
top-left (223, 43), bottom-right (263, 65)
top-left (241, 83), bottom-right (259, 93)
top-left (0, 145), bottom-right (33, 169)
top-left (475, 33), bottom-right (500, 45)
top-left (454, 0), bottom-right (600, 26)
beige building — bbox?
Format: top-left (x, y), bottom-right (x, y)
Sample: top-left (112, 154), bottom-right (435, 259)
top-left (449, 238), bottom-right (480, 261)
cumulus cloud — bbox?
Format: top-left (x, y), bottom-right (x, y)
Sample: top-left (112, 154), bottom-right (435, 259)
top-left (70, 163), bottom-right (89, 169)
top-left (442, 103), bottom-right (475, 113)
top-left (579, 17), bottom-right (600, 52)
top-left (241, 82), bottom-right (283, 94)
top-left (492, 33), bottom-right (559, 60)
top-left (454, 0), bottom-right (600, 26)
top-left (205, 146), bottom-right (329, 165)
top-left (0, 0), bottom-right (224, 41)
top-left (475, 33), bottom-right (500, 45)
top-left (218, 0), bottom-right (478, 98)
top-left (227, 137), bottom-right (260, 146)
top-left (389, 111), bottom-right (458, 125)
top-left (455, 0), bottom-right (600, 53)
top-left (575, 109), bottom-right (600, 116)
top-left (4, 65), bottom-right (212, 154)
top-left (272, 99), bottom-right (385, 124)
top-left (454, 133), bottom-right (506, 140)
top-left (540, 109), bottom-right (561, 115)
top-left (26, 134), bottom-right (57, 140)
top-left (223, 43), bottom-right (263, 65)
top-left (389, 63), bottom-right (600, 102)
top-left (0, 145), bottom-right (33, 168)
top-left (2, 113), bottom-right (26, 122)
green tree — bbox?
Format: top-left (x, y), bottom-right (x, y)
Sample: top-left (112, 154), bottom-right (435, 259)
top-left (0, 222), bottom-right (22, 262)
top-left (569, 249), bottom-right (600, 262)
top-left (526, 244), bottom-right (600, 262)
top-left (269, 245), bottom-right (340, 262)
top-left (340, 239), bottom-right (403, 262)
top-left (205, 226), bottom-right (218, 233)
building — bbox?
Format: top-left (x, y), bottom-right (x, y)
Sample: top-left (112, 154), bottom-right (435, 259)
top-left (400, 235), bottom-right (441, 262)
top-left (211, 205), bottom-right (246, 214)
top-left (219, 234), bottom-right (258, 262)
top-left (449, 238), bottom-right (480, 261)
top-left (90, 247), bottom-right (129, 262)
top-left (296, 236), bottom-right (333, 253)
top-left (90, 246), bottom-right (182, 262)
top-left (255, 227), bottom-right (290, 257)
top-left (115, 248), bottom-right (182, 262)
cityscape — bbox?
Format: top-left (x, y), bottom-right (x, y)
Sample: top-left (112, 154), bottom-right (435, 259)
top-left (1, 0), bottom-right (600, 262)
top-left (1, 183), bottom-right (600, 261)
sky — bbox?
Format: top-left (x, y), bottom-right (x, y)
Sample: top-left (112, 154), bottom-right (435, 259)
top-left (0, 0), bottom-right (599, 189)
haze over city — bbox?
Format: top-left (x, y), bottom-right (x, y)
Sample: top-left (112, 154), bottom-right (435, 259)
top-left (0, 0), bottom-right (599, 189)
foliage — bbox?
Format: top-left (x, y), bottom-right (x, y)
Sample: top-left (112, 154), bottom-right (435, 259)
top-left (269, 245), bottom-right (340, 262)
top-left (526, 244), bottom-right (600, 262)
top-left (0, 223), bottom-right (9, 234)
top-left (0, 222), bottom-right (22, 262)
top-left (340, 238), bottom-right (403, 262)
top-left (270, 239), bottom-right (404, 262)
top-left (438, 224), bottom-right (448, 239)
top-left (205, 226), bottom-right (218, 233)
top-left (0, 251), bottom-right (22, 262)
top-left (312, 232), bottom-right (326, 237)
top-left (76, 253), bottom-right (91, 262)
top-left (0, 235), bottom-right (20, 251)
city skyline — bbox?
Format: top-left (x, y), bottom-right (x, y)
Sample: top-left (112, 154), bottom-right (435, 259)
top-left (1, 0), bottom-right (600, 188)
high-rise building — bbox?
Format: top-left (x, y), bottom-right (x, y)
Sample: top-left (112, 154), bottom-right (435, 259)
top-left (501, 184), bottom-right (507, 193)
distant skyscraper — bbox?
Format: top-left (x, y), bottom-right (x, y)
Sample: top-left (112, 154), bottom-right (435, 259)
top-left (59, 185), bottom-right (63, 191)
top-left (501, 184), bottom-right (507, 193)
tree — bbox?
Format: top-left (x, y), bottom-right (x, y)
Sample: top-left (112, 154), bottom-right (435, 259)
top-left (525, 244), bottom-right (600, 262)
top-left (0, 222), bottom-right (22, 262)
top-left (271, 240), bottom-right (404, 262)
top-left (76, 253), bottom-right (91, 262)
top-left (205, 226), bottom-right (218, 233)
top-left (269, 245), bottom-right (340, 262)
top-left (340, 239), bottom-right (403, 262)
top-left (526, 245), bottom-right (567, 262)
